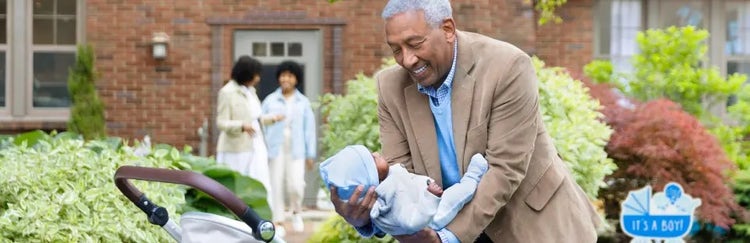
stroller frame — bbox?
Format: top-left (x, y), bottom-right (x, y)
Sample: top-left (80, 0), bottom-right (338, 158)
top-left (114, 165), bottom-right (277, 242)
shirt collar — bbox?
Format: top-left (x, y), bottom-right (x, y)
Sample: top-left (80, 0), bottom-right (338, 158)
top-left (417, 39), bottom-right (459, 94)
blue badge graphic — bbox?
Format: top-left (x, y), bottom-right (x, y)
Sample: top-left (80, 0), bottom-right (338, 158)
top-left (620, 182), bottom-right (701, 242)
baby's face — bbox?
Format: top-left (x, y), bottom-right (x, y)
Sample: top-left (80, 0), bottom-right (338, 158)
top-left (372, 152), bottom-right (389, 181)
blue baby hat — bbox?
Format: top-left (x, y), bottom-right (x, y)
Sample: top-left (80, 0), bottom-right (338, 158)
top-left (319, 145), bottom-right (380, 202)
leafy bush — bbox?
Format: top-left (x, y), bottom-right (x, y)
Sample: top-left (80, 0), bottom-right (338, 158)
top-left (533, 57), bottom-right (615, 198)
top-left (0, 131), bottom-right (184, 242)
top-left (630, 26), bottom-right (745, 116)
top-left (67, 44), bottom-right (106, 140)
top-left (600, 99), bottom-right (743, 229)
top-left (319, 73), bottom-right (381, 159)
top-left (307, 215), bottom-right (395, 243)
top-left (312, 59), bottom-right (394, 242)
top-left (0, 131), bottom-right (273, 242)
top-left (727, 169), bottom-right (750, 240)
top-left (584, 26), bottom-right (745, 118)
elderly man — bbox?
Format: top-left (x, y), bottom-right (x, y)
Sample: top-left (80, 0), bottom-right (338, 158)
top-left (329, 0), bottom-right (601, 242)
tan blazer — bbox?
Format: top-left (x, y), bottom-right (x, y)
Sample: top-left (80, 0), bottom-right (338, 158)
top-left (216, 80), bottom-right (256, 152)
top-left (376, 31), bottom-right (600, 242)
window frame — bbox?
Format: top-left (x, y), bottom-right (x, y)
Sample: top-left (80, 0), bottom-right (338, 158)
top-left (1, 0), bottom-right (84, 121)
top-left (593, 0), bottom-right (646, 73)
top-left (0, 0), bottom-right (10, 116)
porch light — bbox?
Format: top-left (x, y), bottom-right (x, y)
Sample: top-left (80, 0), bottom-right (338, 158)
top-left (151, 32), bottom-right (170, 60)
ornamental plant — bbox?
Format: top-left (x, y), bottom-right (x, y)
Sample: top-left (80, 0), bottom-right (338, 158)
top-left (312, 59), bottom-right (396, 242)
top-left (67, 44), bottom-right (106, 140)
top-left (600, 99), bottom-right (743, 229)
top-left (0, 131), bottom-right (272, 242)
top-left (0, 131), bottom-right (184, 242)
top-left (630, 26), bottom-right (745, 117)
top-left (533, 57), bottom-right (615, 198)
top-left (318, 58), bottom-right (395, 159)
top-left (584, 26), bottom-right (745, 118)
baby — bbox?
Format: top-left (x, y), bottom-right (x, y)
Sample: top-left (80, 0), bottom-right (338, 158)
top-left (319, 145), bottom-right (488, 236)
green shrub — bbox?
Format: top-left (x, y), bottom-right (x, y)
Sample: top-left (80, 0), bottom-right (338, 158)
top-left (311, 59), bottom-right (394, 242)
top-left (0, 131), bottom-right (184, 242)
top-left (319, 72), bottom-right (381, 159)
top-left (728, 169), bottom-right (750, 241)
top-left (631, 26), bottom-right (745, 116)
top-left (67, 44), bottom-right (106, 140)
top-left (318, 58), bottom-right (396, 160)
top-left (307, 215), bottom-right (395, 243)
top-left (534, 57), bottom-right (616, 198)
top-left (584, 26), bottom-right (746, 117)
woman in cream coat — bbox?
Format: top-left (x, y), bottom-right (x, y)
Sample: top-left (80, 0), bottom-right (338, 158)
top-left (216, 56), bottom-right (281, 217)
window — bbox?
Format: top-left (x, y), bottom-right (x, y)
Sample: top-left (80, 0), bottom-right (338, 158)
top-left (655, 0), bottom-right (707, 28)
top-left (726, 1), bottom-right (750, 77)
top-left (0, 0), bottom-right (6, 108)
top-left (1, 0), bottom-right (81, 119)
top-left (595, 0), bottom-right (642, 73)
top-left (32, 0), bottom-right (77, 108)
top-left (250, 41), bottom-right (304, 58)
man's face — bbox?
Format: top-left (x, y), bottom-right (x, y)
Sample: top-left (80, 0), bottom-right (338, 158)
top-left (385, 10), bottom-right (456, 88)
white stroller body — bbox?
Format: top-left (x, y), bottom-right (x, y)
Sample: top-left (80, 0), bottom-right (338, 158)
top-left (179, 212), bottom-right (286, 243)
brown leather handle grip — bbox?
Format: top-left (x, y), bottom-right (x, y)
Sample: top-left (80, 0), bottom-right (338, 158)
top-left (114, 165), bottom-right (248, 219)
top-left (114, 165), bottom-right (275, 242)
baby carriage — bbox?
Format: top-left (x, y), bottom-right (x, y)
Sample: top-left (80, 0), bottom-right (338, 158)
top-left (114, 165), bottom-right (284, 243)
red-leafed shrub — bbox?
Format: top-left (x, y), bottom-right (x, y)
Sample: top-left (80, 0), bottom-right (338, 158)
top-left (601, 99), bottom-right (743, 229)
top-left (580, 79), bottom-right (638, 132)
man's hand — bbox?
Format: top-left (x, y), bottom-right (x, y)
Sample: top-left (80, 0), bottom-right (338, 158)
top-left (393, 228), bottom-right (440, 243)
top-left (330, 185), bottom-right (377, 227)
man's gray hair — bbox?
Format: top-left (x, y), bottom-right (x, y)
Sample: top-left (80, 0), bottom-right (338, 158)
top-left (381, 0), bottom-right (453, 28)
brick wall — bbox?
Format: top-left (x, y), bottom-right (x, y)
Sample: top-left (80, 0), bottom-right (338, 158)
top-left (4, 0), bottom-right (539, 153)
top-left (535, 0), bottom-right (595, 80)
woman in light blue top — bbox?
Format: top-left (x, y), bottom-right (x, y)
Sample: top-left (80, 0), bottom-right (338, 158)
top-left (261, 60), bottom-right (316, 233)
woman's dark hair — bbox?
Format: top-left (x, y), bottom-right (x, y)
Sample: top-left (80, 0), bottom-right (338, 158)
top-left (231, 55), bottom-right (262, 85)
top-left (275, 60), bottom-right (303, 87)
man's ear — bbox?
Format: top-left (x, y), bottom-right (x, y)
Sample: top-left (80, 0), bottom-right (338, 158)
top-left (441, 17), bottom-right (456, 43)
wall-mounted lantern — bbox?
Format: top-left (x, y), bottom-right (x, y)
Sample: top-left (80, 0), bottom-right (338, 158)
top-left (151, 32), bottom-right (170, 60)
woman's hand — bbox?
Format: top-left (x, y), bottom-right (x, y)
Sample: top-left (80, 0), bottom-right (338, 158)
top-left (329, 185), bottom-right (377, 228)
top-left (305, 159), bottom-right (314, 171)
top-left (241, 123), bottom-right (255, 136)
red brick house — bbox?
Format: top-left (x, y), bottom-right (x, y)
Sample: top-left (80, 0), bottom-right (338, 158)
top-left (2, 0), bottom-right (744, 152)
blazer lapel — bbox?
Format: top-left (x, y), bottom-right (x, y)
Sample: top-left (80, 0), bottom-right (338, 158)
top-left (404, 84), bottom-right (443, 186)
top-left (452, 31), bottom-right (477, 175)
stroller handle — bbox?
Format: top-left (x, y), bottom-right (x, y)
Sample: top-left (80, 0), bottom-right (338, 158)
top-left (114, 166), bottom-right (275, 242)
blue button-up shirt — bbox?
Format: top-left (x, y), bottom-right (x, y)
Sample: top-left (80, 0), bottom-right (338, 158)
top-left (355, 40), bottom-right (461, 243)
top-left (416, 40), bottom-right (460, 243)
